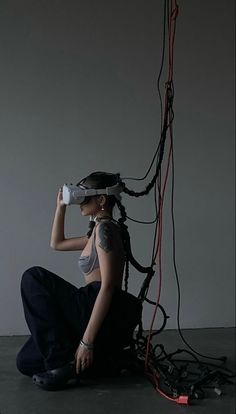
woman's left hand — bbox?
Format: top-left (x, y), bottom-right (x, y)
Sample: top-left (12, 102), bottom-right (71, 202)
top-left (75, 343), bottom-right (94, 374)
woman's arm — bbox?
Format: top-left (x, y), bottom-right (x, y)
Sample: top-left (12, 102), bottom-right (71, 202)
top-left (50, 189), bottom-right (88, 251)
top-left (75, 222), bottom-right (122, 373)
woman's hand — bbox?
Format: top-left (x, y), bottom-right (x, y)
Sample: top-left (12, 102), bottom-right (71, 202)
top-left (75, 342), bottom-right (94, 374)
top-left (56, 187), bottom-right (65, 208)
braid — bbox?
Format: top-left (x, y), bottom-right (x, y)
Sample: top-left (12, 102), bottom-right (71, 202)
top-left (116, 198), bottom-right (152, 291)
top-left (124, 260), bottom-right (129, 292)
top-left (116, 199), bottom-right (130, 291)
top-left (87, 220), bottom-right (95, 238)
top-left (116, 198), bottom-right (127, 226)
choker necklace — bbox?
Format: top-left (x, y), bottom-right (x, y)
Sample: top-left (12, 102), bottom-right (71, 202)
top-left (93, 215), bottom-right (112, 222)
top-left (93, 215), bottom-right (119, 225)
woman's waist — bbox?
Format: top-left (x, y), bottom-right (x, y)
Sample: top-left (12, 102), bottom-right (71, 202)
top-left (85, 273), bottom-right (123, 290)
top-left (84, 267), bottom-right (102, 284)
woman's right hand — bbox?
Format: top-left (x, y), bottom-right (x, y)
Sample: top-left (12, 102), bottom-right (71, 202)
top-left (56, 187), bottom-right (65, 208)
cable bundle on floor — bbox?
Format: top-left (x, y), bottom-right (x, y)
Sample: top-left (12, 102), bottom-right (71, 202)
top-left (132, 332), bottom-right (235, 405)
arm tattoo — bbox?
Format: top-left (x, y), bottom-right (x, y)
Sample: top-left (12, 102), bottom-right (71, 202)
top-left (98, 223), bottom-right (113, 253)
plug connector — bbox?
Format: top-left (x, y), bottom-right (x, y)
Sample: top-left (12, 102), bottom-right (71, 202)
top-left (177, 395), bottom-right (189, 405)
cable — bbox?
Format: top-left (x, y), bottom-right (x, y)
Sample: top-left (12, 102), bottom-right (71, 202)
top-left (122, 0), bottom-right (168, 184)
top-left (144, 62), bottom-right (177, 381)
top-left (126, 214), bottom-right (159, 225)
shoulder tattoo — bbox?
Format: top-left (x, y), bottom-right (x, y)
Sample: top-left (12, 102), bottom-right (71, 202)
top-left (98, 223), bottom-right (113, 253)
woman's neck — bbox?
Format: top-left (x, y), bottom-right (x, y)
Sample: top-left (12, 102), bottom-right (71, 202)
top-left (93, 213), bottom-right (112, 222)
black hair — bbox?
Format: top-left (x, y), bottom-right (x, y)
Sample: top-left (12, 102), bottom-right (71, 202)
top-left (77, 171), bottom-right (118, 209)
top-left (78, 171), bottom-right (119, 190)
top-left (77, 171), bottom-right (119, 237)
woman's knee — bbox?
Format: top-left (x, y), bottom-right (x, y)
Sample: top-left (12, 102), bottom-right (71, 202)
top-left (21, 266), bottom-right (46, 289)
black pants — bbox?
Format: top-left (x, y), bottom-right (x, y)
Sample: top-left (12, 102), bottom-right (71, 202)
top-left (16, 266), bottom-right (142, 377)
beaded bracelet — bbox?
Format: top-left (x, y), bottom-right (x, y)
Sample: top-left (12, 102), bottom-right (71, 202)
top-left (79, 339), bottom-right (94, 351)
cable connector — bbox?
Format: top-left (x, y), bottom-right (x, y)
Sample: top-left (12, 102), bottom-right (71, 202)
top-left (177, 396), bottom-right (189, 405)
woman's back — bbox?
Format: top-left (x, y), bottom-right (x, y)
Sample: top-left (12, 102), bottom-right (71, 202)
top-left (79, 219), bottom-right (125, 287)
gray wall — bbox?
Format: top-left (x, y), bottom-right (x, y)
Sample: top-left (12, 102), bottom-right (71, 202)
top-left (0, 0), bottom-right (234, 335)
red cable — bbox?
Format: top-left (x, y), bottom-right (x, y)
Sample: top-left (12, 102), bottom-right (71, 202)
top-left (146, 365), bottom-right (189, 405)
top-left (168, 1), bottom-right (179, 83)
top-left (144, 0), bottom-right (180, 404)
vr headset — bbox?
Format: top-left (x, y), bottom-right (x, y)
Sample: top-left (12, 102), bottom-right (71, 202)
top-left (62, 183), bottom-right (123, 205)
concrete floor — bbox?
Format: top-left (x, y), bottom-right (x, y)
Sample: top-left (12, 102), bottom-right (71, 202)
top-left (0, 328), bottom-right (235, 414)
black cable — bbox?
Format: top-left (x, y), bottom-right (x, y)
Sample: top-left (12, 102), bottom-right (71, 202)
top-left (122, 0), bottom-right (168, 184)
top-left (168, 359), bottom-right (236, 377)
top-left (156, 0), bottom-right (167, 136)
top-left (122, 143), bottom-right (161, 182)
top-left (151, 174), bottom-right (160, 263)
top-left (126, 214), bottom-right (159, 225)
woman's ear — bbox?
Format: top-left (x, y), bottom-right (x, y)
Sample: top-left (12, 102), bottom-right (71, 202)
top-left (98, 195), bottom-right (106, 208)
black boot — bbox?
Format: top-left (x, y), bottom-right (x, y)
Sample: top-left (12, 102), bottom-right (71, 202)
top-left (32, 361), bottom-right (79, 391)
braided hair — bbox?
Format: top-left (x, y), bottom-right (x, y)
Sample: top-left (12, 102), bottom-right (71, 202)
top-left (87, 219), bottom-right (96, 238)
top-left (115, 198), bottom-right (130, 291)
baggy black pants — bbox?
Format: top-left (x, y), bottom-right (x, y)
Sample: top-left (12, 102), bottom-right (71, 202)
top-left (16, 266), bottom-right (142, 377)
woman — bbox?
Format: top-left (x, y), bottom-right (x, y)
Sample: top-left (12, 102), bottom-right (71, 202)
top-left (16, 172), bottom-right (142, 390)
